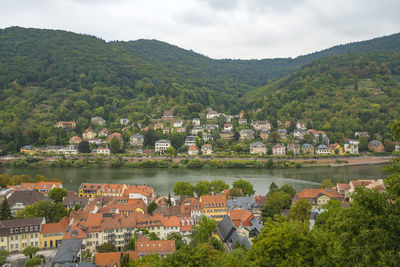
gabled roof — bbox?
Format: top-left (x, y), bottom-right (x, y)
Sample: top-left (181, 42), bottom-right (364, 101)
top-left (295, 188), bottom-right (342, 200)
top-left (53, 239), bottom-right (83, 264)
top-left (7, 190), bottom-right (46, 206)
top-left (136, 237), bottom-right (176, 255)
top-left (229, 209), bottom-right (254, 227)
top-left (41, 217), bottom-right (69, 234)
top-left (95, 252), bottom-right (121, 267)
top-left (217, 215), bottom-right (236, 242)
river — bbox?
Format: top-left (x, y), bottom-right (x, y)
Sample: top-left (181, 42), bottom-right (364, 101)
top-left (1, 164), bottom-right (388, 196)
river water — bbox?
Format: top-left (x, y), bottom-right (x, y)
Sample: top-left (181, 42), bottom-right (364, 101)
top-left (1, 164), bottom-right (388, 196)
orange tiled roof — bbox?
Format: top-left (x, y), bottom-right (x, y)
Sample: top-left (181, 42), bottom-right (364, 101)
top-left (163, 216), bottom-right (180, 227)
top-left (123, 185), bottom-right (155, 199)
top-left (295, 188), bottom-right (343, 199)
top-left (41, 217), bottom-right (69, 234)
top-left (95, 252), bottom-right (121, 267)
top-left (337, 183), bottom-right (351, 191)
top-left (136, 238), bottom-right (176, 255)
top-left (229, 209), bottom-right (254, 227)
top-left (19, 181), bottom-right (62, 191)
top-left (63, 221), bottom-right (88, 240)
top-left (102, 184), bottom-right (126, 193)
top-left (80, 183), bottom-right (103, 191)
top-left (200, 195), bottom-right (227, 208)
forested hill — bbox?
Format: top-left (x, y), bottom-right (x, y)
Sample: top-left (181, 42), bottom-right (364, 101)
top-left (244, 51), bottom-right (400, 142)
top-left (0, 26), bottom-right (400, 151)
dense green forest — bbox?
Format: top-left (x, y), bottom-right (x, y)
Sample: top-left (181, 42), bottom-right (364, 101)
top-left (0, 27), bottom-right (399, 152)
top-left (245, 52), bottom-right (400, 142)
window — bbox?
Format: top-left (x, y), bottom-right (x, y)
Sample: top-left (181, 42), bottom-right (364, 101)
top-left (44, 241), bottom-right (47, 247)
top-left (25, 227), bottom-right (28, 232)
top-left (10, 244), bottom-right (13, 249)
top-left (35, 242), bottom-right (38, 246)
top-left (10, 229), bottom-right (13, 234)
top-left (10, 236), bottom-right (13, 241)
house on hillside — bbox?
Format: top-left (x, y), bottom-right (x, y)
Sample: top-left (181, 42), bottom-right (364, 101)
top-left (98, 128), bottom-right (109, 137)
top-left (185, 136), bottom-right (196, 147)
top-left (239, 130), bottom-right (254, 140)
top-left (273, 143), bottom-right (286, 155)
top-left (120, 118), bottom-right (129, 125)
top-left (329, 143), bottom-right (343, 155)
top-left (91, 116), bottom-right (106, 126)
top-left (292, 188), bottom-right (343, 209)
top-left (130, 134), bottom-right (144, 147)
top-left (368, 140), bottom-right (385, 152)
top-left (301, 143), bottom-right (314, 155)
top-left (69, 136), bottom-right (82, 145)
top-left (108, 132), bottom-right (123, 144)
top-left (220, 130), bottom-right (234, 140)
top-left (203, 133), bottom-right (214, 142)
top-left (206, 110), bottom-right (219, 119)
top-left (355, 131), bottom-right (369, 138)
top-left (82, 128), bottom-right (97, 140)
top-left (188, 145), bottom-right (199, 156)
top-left (238, 118), bottom-right (247, 125)
top-left (296, 121), bottom-right (306, 130)
top-left (250, 142), bottom-right (266, 155)
top-left (162, 110), bottom-right (174, 121)
top-left (55, 121), bottom-right (76, 129)
top-left (251, 120), bottom-right (271, 131)
top-left (344, 139), bottom-right (359, 154)
top-left (224, 123), bottom-right (233, 131)
top-left (315, 145), bottom-right (330, 155)
top-left (287, 143), bottom-right (300, 155)
top-left (276, 129), bottom-right (287, 139)
top-left (155, 140), bottom-right (171, 153)
top-left (173, 120), bottom-right (183, 128)
top-left (192, 118), bottom-right (201, 126)
top-left (201, 144), bottom-right (213, 155)
top-left (260, 129), bottom-right (270, 140)
top-left (191, 126), bottom-right (203, 135)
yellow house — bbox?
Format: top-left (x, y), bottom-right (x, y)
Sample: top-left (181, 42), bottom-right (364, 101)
top-left (40, 217), bottom-right (69, 249)
top-left (20, 146), bottom-right (38, 156)
top-left (200, 195), bottom-right (227, 221)
top-left (0, 218), bottom-right (45, 252)
top-left (101, 184), bottom-right (128, 197)
top-left (329, 143), bottom-right (343, 155)
top-left (79, 183), bottom-right (103, 198)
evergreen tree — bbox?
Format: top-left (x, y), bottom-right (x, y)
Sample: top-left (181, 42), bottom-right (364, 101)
top-left (0, 199), bottom-right (12, 220)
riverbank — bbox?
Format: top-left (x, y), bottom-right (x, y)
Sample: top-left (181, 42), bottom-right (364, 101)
top-left (0, 154), bottom-right (392, 170)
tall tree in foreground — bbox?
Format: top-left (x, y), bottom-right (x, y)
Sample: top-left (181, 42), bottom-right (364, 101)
top-left (0, 199), bottom-right (12, 220)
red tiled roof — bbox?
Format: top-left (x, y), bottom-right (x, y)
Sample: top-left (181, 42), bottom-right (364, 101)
top-left (95, 252), bottom-right (121, 267)
top-left (41, 217), bottom-right (69, 234)
top-left (295, 188), bottom-right (343, 199)
top-left (229, 209), bottom-right (254, 227)
top-left (337, 183), bottom-right (350, 191)
top-left (163, 216), bottom-right (180, 227)
top-left (136, 237), bottom-right (176, 255)
top-left (200, 195), bottom-right (227, 208)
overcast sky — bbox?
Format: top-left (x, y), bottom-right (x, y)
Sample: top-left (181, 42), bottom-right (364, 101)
top-left (0, 0), bottom-right (399, 59)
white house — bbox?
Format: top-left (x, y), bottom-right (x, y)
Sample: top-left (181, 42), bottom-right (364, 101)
top-left (155, 140), bottom-right (171, 153)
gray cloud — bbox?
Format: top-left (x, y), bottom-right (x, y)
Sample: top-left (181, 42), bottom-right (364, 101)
top-left (0, 0), bottom-right (399, 59)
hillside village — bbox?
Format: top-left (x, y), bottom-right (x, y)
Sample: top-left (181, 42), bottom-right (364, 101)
top-left (17, 108), bottom-right (400, 159)
top-left (0, 176), bottom-right (387, 266)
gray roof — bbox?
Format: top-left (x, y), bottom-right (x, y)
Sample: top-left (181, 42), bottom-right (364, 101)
top-left (217, 216), bottom-right (251, 250)
top-left (250, 142), bottom-right (265, 148)
top-left (369, 140), bottom-right (382, 146)
top-left (7, 190), bottom-right (46, 207)
top-left (277, 129), bottom-right (287, 133)
top-left (260, 129), bottom-right (270, 133)
top-left (53, 239), bottom-right (83, 264)
top-left (240, 129), bottom-right (254, 134)
top-left (186, 136), bottom-right (196, 141)
top-left (302, 143), bottom-right (312, 149)
top-left (246, 217), bottom-right (263, 237)
top-left (132, 134), bottom-right (144, 138)
top-left (227, 197), bottom-right (258, 210)
top-left (156, 139), bottom-right (171, 144)
top-left (316, 144), bottom-right (328, 150)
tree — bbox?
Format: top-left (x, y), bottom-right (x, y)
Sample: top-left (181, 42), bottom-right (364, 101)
top-left (232, 179), bottom-right (255, 196)
top-left (246, 216), bottom-right (314, 266)
top-left (289, 199), bottom-right (312, 222)
top-left (147, 201), bottom-right (158, 215)
top-left (319, 179), bottom-right (334, 189)
top-left (304, 133), bottom-right (315, 144)
top-left (0, 250), bottom-right (9, 265)
top-left (110, 137), bottom-right (121, 154)
top-left (149, 232), bottom-right (160, 240)
top-left (126, 237), bottom-right (135, 250)
top-left (120, 253), bottom-right (130, 267)
top-left (48, 187), bottom-right (67, 203)
top-left (23, 246), bottom-right (40, 259)
top-left (262, 191), bottom-right (291, 220)
top-left (165, 146), bottom-right (176, 156)
top-left (211, 180), bottom-right (229, 194)
top-left (98, 242), bottom-right (117, 253)
top-left (359, 136), bottom-right (368, 151)
top-left (195, 181), bottom-right (212, 197)
top-left (24, 256), bottom-right (41, 267)
top-left (166, 232), bottom-right (186, 250)
top-left (0, 174), bottom-right (10, 188)
top-left (173, 182), bottom-right (194, 197)
top-left (171, 132), bottom-right (186, 150)
top-left (0, 199), bottom-right (12, 220)
top-left (226, 188), bottom-right (243, 198)
top-left (78, 140), bottom-right (90, 153)
top-left (22, 201), bottom-right (67, 223)
top-left (190, 216), bottom-right (217, 245)
top-left (268, 182), bottom-right (279, 195)
top-left (280, 184), bottom-right (297, 198)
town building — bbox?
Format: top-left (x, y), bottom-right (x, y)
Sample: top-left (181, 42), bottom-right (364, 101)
top-left (272, 143), bottom-right (286, 155)
top-left (203, 133), bottom-right (213, 142)
top-left (251, 120), bottom-right (271, 131)
top-left (201, 144), bottom-right (213, 155)
top-left (355, 131), bottom-right (369, 138)
top-left (287, 143), bottom-right (300, 155)
top-left (154, 123), bottom-right (164, 130)
top-left (98, 128), bottom-right (109, 137)
top-left (6, 190), bottom-right (47, 214)
top-left (0, 217), bottom-right (45, 252)
top-left (188, 145), bottom-right (199, 156)
top-left (227, 197), bottom-right (258, 212)
top-left (136, 236), bottom-right (176, 259)
top-left (191, 126), bottom-right (203, 135)
top-left (315, 145), bottom-right (330, 155)
top-left (184, 136), bottom-right (196, 147)
top-left (276, 129), bottom-right (287, 139)
top-left (301, 143), bottom-right (314, 155)
top-left (260, 129), bottom-right (270, 140)
top-left (217, 216), bottom-right (250, 251)
top-left (329, 143), bottom-right (343, 155)
top-left (206, 110), bottom-right (219, 119)
top-left (223, 123), bottom-right (233, 131)
top-left (40, 217), bottom-right (69, 249)
top-left (292, 188), bottom-right (343, 209)
top-left (199, 195), bottom-right (227, 221)
top-left (220, 130), bottom-right (234, 140)
top-left (368, 140), bottom-right (385, 152)
top-left (162, 110), bottom-right (174, 121)
top-left (93, 147), bottom-right (111, 156)
top-left (344, 139), bottom-right (359, 154)
top-left (78, 183), bottom-right (103, 198)
top-left (204, 124), bottom-right (219, 131)
top-left (192, 118), bottom-right (201, 126)
top-left (296, 121), bottom-right (306, 130)
top-left (64, 145), bottom-right (79, 155)
top-left (108, 132), bottom-right (124, 144)
top-left (173, 120), bottom-right (183, 128)
top-left (83, 128), bottom-right (97, 141)
top-left (101, 184), bottom-right (128, 197)
top-left (120, 118), bottom-right (129, 125)
top-left (45, 146), bottom-right (65, 154)
top-left (55, 121), bottom-right (76, 129)
top-left (238, 119), bottom-right (247, 125)
top-left (91, 116), bottom-right (106, 126)
top-left (292, 129), bottom-right (305, 140)
top-left (249, 142), bottom-right (266, 155)
top-left (130, 134), bottom-right (144, 147)
top-left (14, 181), bottom-right (63, 196)
top-left (239, 130), bottom-right (254, 140)
top-left (19, 145), bottom-right (38, 155)
top-left (69, 136), bottom-right (82, 145)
